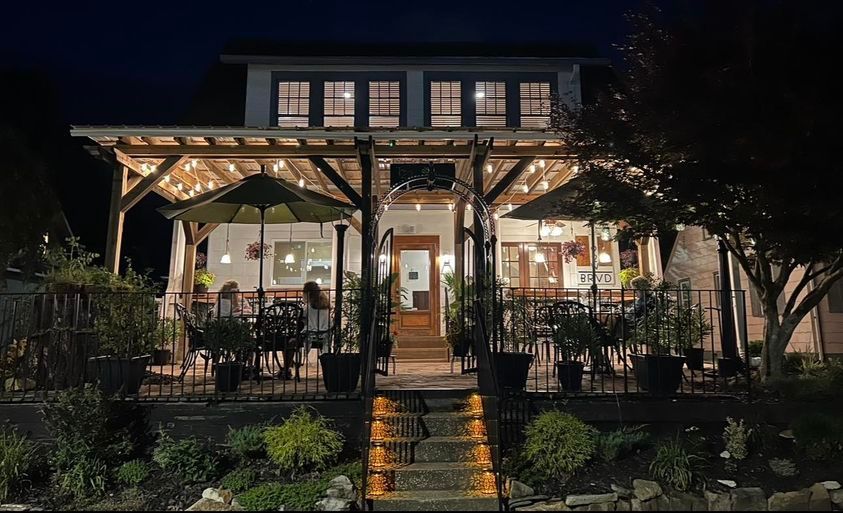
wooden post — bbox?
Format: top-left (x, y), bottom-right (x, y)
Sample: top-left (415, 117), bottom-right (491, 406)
top-left (105, 165), bottom-right (128, 273)
top-left (181, 221), bottom-right (198, 293)
top-left (453, 199), bottom-right (466, 281)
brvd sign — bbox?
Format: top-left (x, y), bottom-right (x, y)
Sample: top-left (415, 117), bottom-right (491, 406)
top-left (577, 271), bottom-right (615, 285)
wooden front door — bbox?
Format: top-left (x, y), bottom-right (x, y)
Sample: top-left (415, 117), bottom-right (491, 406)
top-left (393, 236), bottom-right (440, 336)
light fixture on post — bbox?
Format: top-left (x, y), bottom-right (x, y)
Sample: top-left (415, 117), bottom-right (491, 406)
top-left (220, 224), bottom-right (232, 264)
top-left (284, 224), bottom-right (295, 264)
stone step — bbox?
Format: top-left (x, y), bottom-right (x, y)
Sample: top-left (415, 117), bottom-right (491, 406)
top-left (371, 490), bottom-right (499, 511)
top-left (396, 336), bottom-right (448, 349)
top-left (393, 462), bottom-right (489, 491)
top-left (413, 436), bottom-right (477, 463)
top-left (423, 411), bottom-right (477, 437)
top-left (393, 347), bottom-right (450, 360)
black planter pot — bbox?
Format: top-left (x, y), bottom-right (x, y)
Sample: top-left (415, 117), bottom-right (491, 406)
top-left (493, 352), bottom-right (534, 391)
top-left (630, 354), bottom-right (686, 394)
top-left (377, 341), bottom-right (393, 358)
top-left (215, 362), bottom-right (244, 393)
top-left (87, 355), bottom-right (150, 396)
top-left (152, 349), bottom-right (172, 366)
top-left (683, 348), bottom-right (705, 371)
top-left (320, 353), bottom-right (361, 393)
top-left (718, 357), bottom-right (742, 378)
top-left (555, 361), bottom-right (585, 392)
top-left (193, 283), bottom-right (208, 293)
top-left (450, 336), bottom-right (472, 358)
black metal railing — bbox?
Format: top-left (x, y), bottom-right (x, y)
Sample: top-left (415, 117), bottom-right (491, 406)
top-left (0, 289), bottom-right (362, 402)
top-left (482, 287), bottom-right (750, 397)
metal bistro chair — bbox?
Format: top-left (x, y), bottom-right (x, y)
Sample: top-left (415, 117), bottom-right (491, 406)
top-left (175, 303), bottom-right (215, 382)
top-left (526, 303), bottom-right (555, 364)
top-left (549, 300), bottom-right (622, 377)
top-left (261, 302), bottom-right (305, 381)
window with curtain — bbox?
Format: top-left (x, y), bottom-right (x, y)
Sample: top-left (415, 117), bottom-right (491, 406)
top-left (501, 242), bottom-right (562, 288)
top-left (519, 82), bottom-right (551, 128)
top-left (369, 81), bottom-right (400, 127)
top-left (475, 81), bottom-right (506, 127)
top-left (277, 81), bottom-right (310, 127)
top-left (323, 81), bottom-right (355, 127)
top-left (430, 81), bottom-right (461, 127)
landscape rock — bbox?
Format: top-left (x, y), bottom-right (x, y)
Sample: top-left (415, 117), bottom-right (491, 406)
top-left (611, 484), bottom-right (633, 499)
top-left (667, 491), bottom-right (706, 511)
top-left (831, 489), bottom-right (843, 506)
top-left (705, 490), bottom-right (732, 511)
top-left (565, 493), bottom-right (618, 507)
top-left (717, 479), bottom-right (738, 488)
top-left (820, 481), bottom-right (841, 491)
top-left (510, 479), bottom-right (536, 499)
top-left (518, 501), bottom-right (570, 511)
top-left (186, 498), bottom-right (233, 511)
top-left (632, 480), bottom-right (662, 501)
top-left (578, 502), bottom-right (615, 511)
top-left (807, 483), bottom-right (831, 511)
top-left (730, 487), bottom-right (766, 511)
top-left (202, 488), bottom-right (234, 504)
top-left (720, 450), bottom-right (731, 459)
top-left (779, 429), bottom-right (795, 439)
top-left (768, 489), bottom-right (810, 511)
top-left (315, 497), bottom-right (353, 511)
top-left (615, 500), bottom-right (630, 511)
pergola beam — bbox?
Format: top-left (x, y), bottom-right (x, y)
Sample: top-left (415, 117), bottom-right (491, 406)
top-left (308, 156), bottom-right (363, 207)
top-left (120, 156), bottom-right (187, 213)
top-left (484, 157), bottom-right (534, 204)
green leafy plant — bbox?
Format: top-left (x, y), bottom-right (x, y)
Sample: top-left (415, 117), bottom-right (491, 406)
top-left (619, 267), bottom-right (640, 288)
top-left (523, 411), bottom-right (596, 479)
top-left (43, 238), bottom-right (113, 292)
top-left (552, 311), bottom-right (600, 363)
top-left (747, 340), bottom-right (764, 358)
top-left (0, 427), bottom-right (40, 501)
top-left (58, 456), bottom-right (107, 499)
top-left (791, 412), bottom-right (843, 461)
top-left (42, 385), bottom-right (147, 483)
top-left (153, 318), bottom-right (183, 350)
top-left (723, 417), bottom-right (752, 461)
top-left (649, 438), bottom-right (704, 492)
top-left (768, 458), bottom-right (798, 477)
top-left (594, 425), bottom-right (650, 462)
top-left (221, 468), bottom-right (256, 493)
top-left (152, 432), bottom-right (218, 483)
top-left (264, 407), bottom-right (344, 476)
top-left (227, 424), bottom-right (267, 459)
top-left (116, 459), bottom-right (150, 486)
top-left (338, 271), bottom-right (362, 352)
top-left (203, 317), bottom-right (254, 362)
top-left (194, 268), bottom-right (216, 288)
top-left (632, 290), bottom-right (711, 354)
top-left (237, 463), bottom-right (360, 512)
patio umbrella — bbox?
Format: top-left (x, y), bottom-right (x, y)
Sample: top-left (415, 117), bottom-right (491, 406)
top-left (158, 165), bottom-right (357, 296)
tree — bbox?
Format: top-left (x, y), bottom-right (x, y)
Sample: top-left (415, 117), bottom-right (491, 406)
top-left (552, 2), bottom-right (843, 381)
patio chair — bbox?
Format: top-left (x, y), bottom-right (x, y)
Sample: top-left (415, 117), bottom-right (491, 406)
top-left (549, 300), bottom-right (623, 376)
top-left (261, 302), bottom-right (304, 381)
top-left (175, 303), bottom-right (215, 382)
top-left (526, 304), bottom-right (555, 364)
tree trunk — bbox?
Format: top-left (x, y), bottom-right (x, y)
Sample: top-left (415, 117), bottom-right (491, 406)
top-left (760, 313), bottom-right (799, 383)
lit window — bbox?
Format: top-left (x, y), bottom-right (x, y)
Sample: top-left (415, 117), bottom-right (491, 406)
top-left (475, 81), bottom-right (506, 127)
top-left (520, 82), bottom-right (551, 128)
top-left (501, 242), bottom-right (562, 288)
top-left (277, 81), bottom-right (310, 127)
top-left (430, 81), bottom-right (462, 127)
top-left (272, 240), bottom-right (333, 286)
top-left (323, 81), bottom-right (355, 127)
top-left (369, 81), bottom-right (400, 127)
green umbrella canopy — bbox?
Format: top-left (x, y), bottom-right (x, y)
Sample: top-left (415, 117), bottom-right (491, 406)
top-left (157, 172), bottom-right (357, 224)
top-left (503, 172), bottom-right (653, 222)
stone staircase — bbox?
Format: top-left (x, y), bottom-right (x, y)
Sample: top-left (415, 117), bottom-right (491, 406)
top-left (367, 389), bottom-right (500, 511)
top-left (392, 335), bottom-right (450, 362)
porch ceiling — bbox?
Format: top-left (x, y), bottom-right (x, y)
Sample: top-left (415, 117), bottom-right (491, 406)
top-left (71, 126), bottom-right (577, 209)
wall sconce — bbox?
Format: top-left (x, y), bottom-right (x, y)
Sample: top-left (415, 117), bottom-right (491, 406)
top-left (441, 253), bottom-right (453, 274)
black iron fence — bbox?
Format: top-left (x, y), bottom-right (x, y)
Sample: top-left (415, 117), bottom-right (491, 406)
top-left (487, 287), bottom-right (751, 396)
top-left (0, 289), bottom-right (361, 402)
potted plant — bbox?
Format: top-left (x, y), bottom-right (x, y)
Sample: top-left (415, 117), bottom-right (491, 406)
top-left (151, 318), bottom-right (182, 366)
top-left (493, 286), bottom-right (534, 391)
top-left (443, 272), bottom-right (474, 358)
top-left (193, 268), bottom-right (215, 294)
top-left (321, 271), bottom-right (363, 393)
top-left (552, 311), bottom-right (599, 392)
top-left (673, 303), bottom-right (711, 372)
top-left (560, 240), bottom-right (586, 264)
top-left (747, 340), bottom-right (763, 369)
top-left (629, 283), bottom-right (688, 394)
top-left (89, 267), bottom-right (158, 396)
top-left (203, 317), bottom-right (253, 393)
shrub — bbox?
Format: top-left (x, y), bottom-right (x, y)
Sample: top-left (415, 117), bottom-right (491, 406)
top-left (152, 432), bottom-right (218, 483)
top-left (0, 427), bottom-right (40, 501)
top-left (791, 412), bottom-right (843, 461)
top-left (523, 411), bottom-right (596, 479)
top-left (58, 456), bottom-right (108, 499)
top-left (723, 417), bottom-right (752, 461)
top-left (227, 424), bottom-right (266, 459)
top-left (237, 477), bottom-right (343, 512)
top-left (595, 425), bottom-right (650, 462)
top-left (649, 438), bottom-right (704, 492)
top-left (116, 459), bottom-right (150, 486)
top-left (264, 407), bottom-right (344, 476)
top-left (747, 340), bottom-right (763, 358)
top-left (42, 385), bottom-right (147, 470)
top-left (221, 468), bottom-right (256, 493)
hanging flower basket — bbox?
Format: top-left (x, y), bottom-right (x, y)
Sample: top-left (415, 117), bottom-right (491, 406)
top-left (245, 242), bottom-right (273, 261)
top-left (560, 240), bottom-right (586, 263)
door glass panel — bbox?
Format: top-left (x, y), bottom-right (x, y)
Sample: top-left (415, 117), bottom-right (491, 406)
top-left (400, 249), bottom-right (431, 311)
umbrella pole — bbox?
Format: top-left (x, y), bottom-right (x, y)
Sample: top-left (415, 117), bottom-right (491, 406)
top-left (258, 206), bottom-right (267, 303)
top-left (590, 221), bottom-right (599, 311)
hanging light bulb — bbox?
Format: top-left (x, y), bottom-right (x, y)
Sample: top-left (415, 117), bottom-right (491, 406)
top-left (508, 203), bottom-right (513, 211)
top-left (528, 164), bottom-right (536, 174)
top-left (486, 163), bottom-right (493, 174)
top-left (150, 164), bottom-right (157, 173)
top-left (384, 204), bottom-right (389, 211)
top-left (448, 202), bottom-right (454, 211)
top-left (540, 225), bottom-right (551, 237)
top-left (272, 163), bottom-right (279, 173)
top-left (572, 165), bottom-right (580, 174)
top-left (141, 163), bottom-right (149, 174)
top-left (194, 183), bottom-right (201, 192)
top-left (277, 160), bottom-right (284, 169)
top-left (599, 252), bottom-right (612, 264)
top-left (522, 183), bottom-right (529, 193)
top-left (208, 180), bottom-right (214, 189)
top-left (539, 159), bottom-right (546, 168)
top-left (220, 224), bottom-right (232, 264)
top-left (191, 159), bottom-right (198, 170)
top-left (416, 203), bottom-right (421, 211)
top-left (550, 223), bottom-right (564, 237)
top-left (467, 203), bottom-right (473, 211)
top-left (163, 175), bottom-right (171, 183)
top-left (176, 182), bottom-right (183, 191)
top-left (298, 177), bottom-right (305, 188)
top-left (228, 163), bottom-right (235, 172)
top-left (493, 211), bottom-right (499, 220)
top-left (220, 252), bottom-right (231, 264)
top-left (601, 227), bottom-right (612, 241)
top-left (284, 224), bottom-right (295, 264)
top-left (541, 180), bottom-right (549, 191)
top-left (188, 190), bottom-right (195, 197)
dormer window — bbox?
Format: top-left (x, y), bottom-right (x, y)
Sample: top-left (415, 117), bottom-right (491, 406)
top-left (324, 81), bottom-right (355, 127)
top-left (520, 82), bottom-right (551, 128)
top-left (277, 81), bottom-right (310, 127)
top-left (475, 81), bottom-right (506, 127)
top-left (369, 81), bottom-right (400, 127)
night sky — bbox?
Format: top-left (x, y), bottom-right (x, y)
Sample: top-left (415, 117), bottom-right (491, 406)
top-left (2, 1), bottom-right (651, 279)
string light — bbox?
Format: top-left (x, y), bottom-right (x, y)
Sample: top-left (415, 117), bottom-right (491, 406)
top-left (188, 190), bottom-right (195, 197)
top-left (194, 183), bottom-right (201, 192)
top-left (467, 203), bottom-right (472, 211)
top-left (541, 180), bottom-right (549, 191)
top-left (539, 159), bottom-right (546, 168)
top-left (220, 224), bottom-right (232, 264)
top-left (507, 203), bottom-right (513, 211)
top-left (528, 164), bottom-right (536, 174)
top-left (228, 163), bottom-right (236, 172)
top-left (191, 159), bottom-right (198, 170)
top-left (163, 175), bottom-right (171, 183)
top-left (522, 183), bottom-right (529, 193)
top-left (150, 164), bottom-right (157, 173)
top-left (208, 180), bottom-right (214, 189)
top-left (176, 182), bottom-right (183, 191)
top-left (416, 203), bottom-right (421, 211)
top-left (272, 163), bottom-right (279, 173)
top-left (448, 202), bottom-right (454, 211)
top-left (486, 163), bottom-right (493, 174)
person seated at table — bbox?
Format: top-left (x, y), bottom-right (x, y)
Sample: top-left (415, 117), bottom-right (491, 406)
top-left (218, 280), bottom-right (254, 318)
top-left (302, 281), bottom-right (333, 357)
